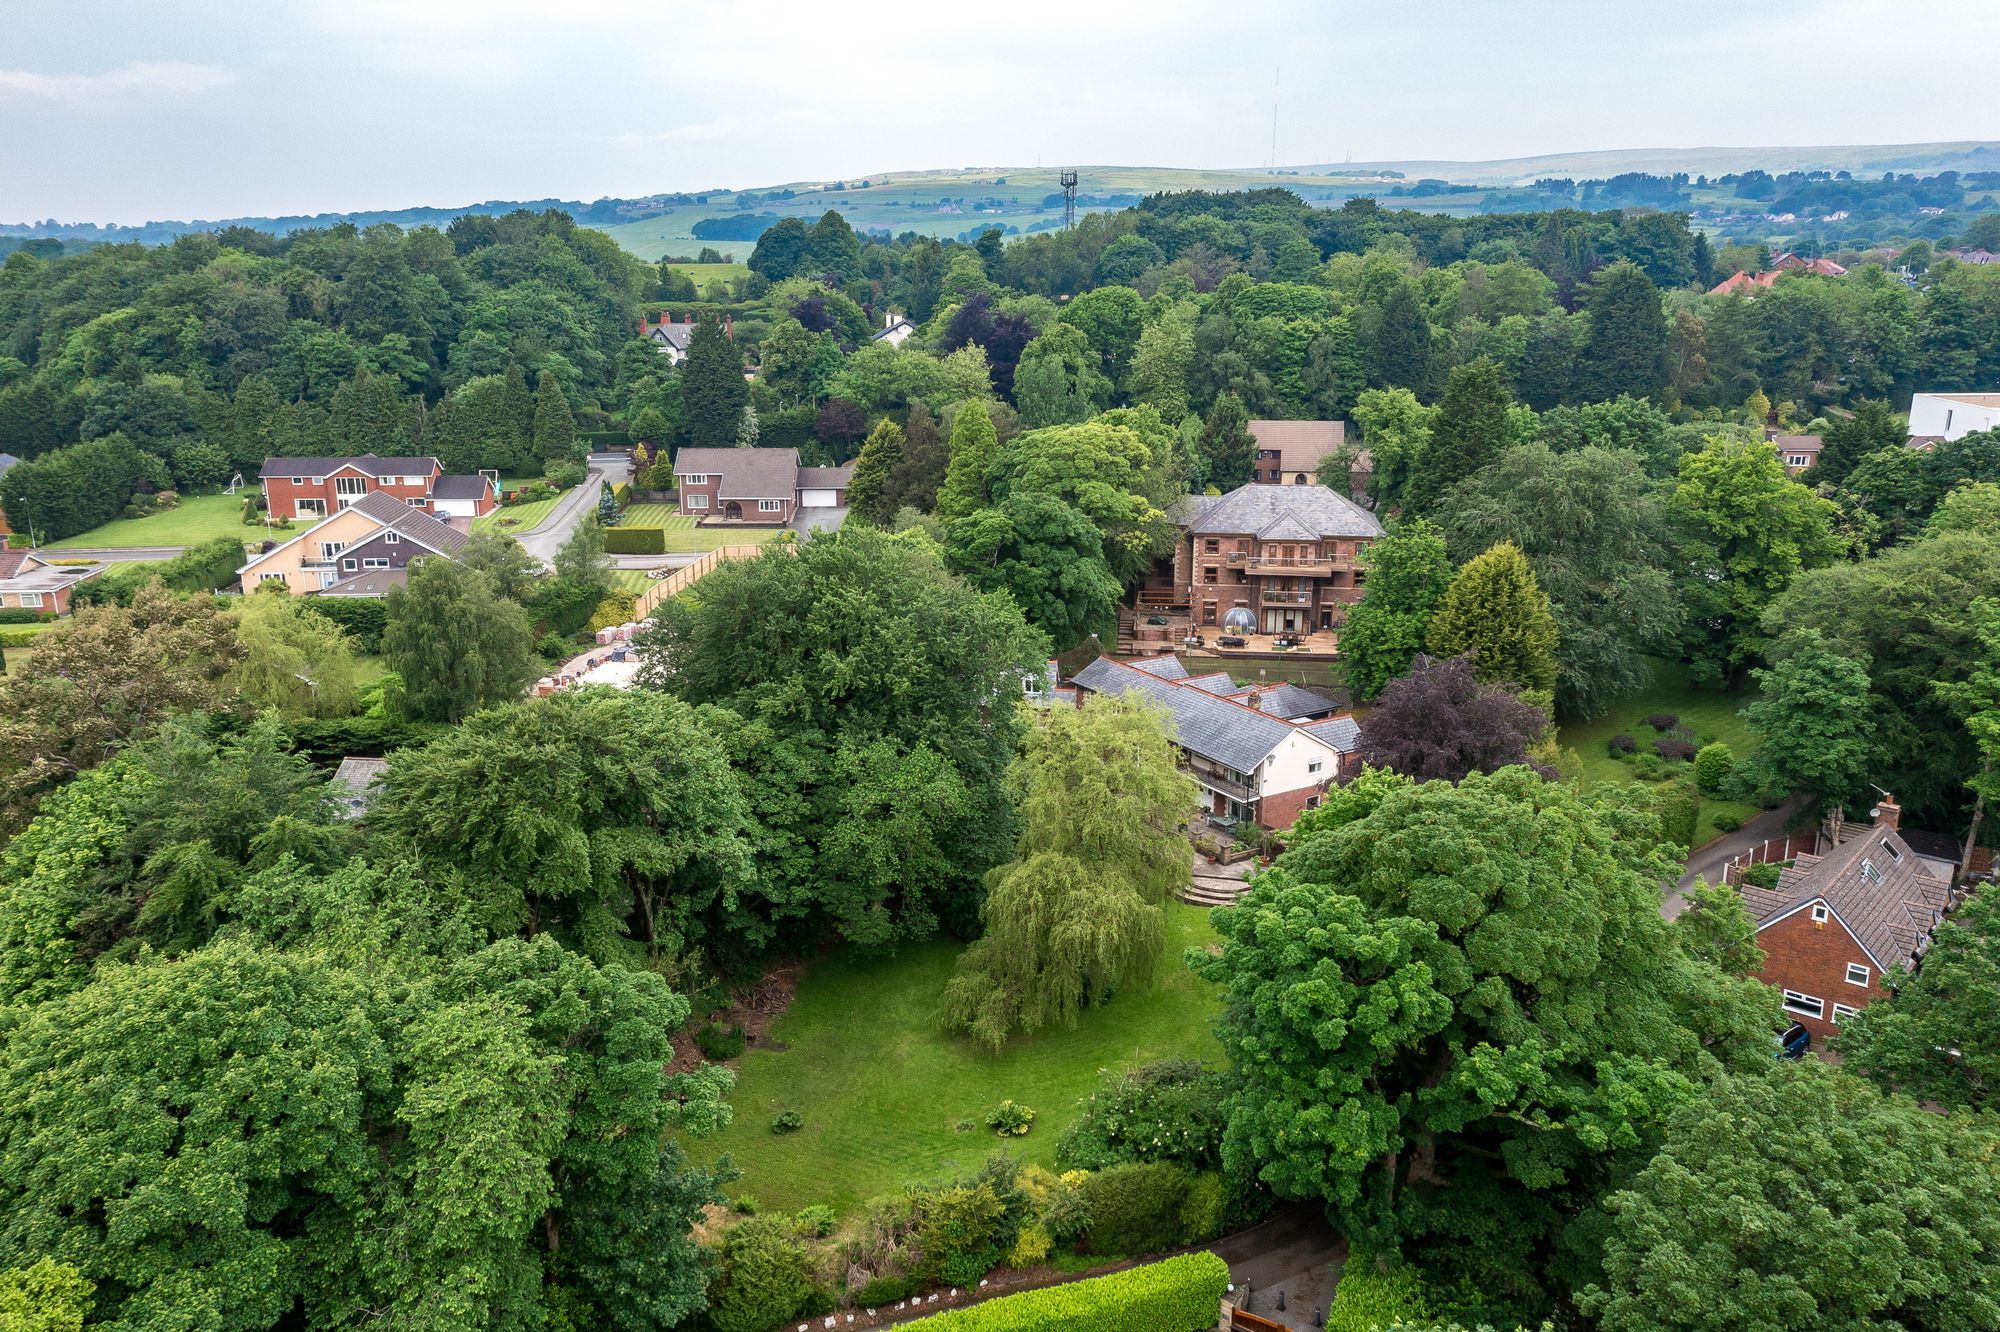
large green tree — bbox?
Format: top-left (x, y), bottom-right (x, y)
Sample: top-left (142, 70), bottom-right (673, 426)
top-left (231, 591), bottom-right (361, 718)
top-left (1348, 386), bottom-right (1435, 511)
top-left (944, 492), bottom-right (1121, 648)
top-left (986, 419), bottom-right (1178, 583)
top-left (533, 370), bottom-right (577, 464)
top-left (681, 314), bottom-right (748, 448)
top-left (1014, 323), bottom-right (1112, 428)
top-left (1339, 517), bottom-right (1455, 700)
top-left (1840, 890), bottom-right (2000, 1112)
top-left (1197, 391), bottom-right (1257, 492)
top-left (1742, 628), bottom-right (1880, 812)
top-left (1807, 397), bottom-right (1907, 487)
top-left (1425, 540), bottom-right (1559, 700)
top-left (934, 399), bottom-right (1000, 524)
top-left (1404, 358), bottom-right (1513, 515)
top-left (382, 558), bottom-right (538, 724)
top-left (845, 418), bottom-right (904, 525)
top-left (1576, 262), bottom-right (1668, 401)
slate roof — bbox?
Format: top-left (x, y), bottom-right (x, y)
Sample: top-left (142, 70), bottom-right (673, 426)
top-left (1228, 682), bottom-right (1345, 720)
top-left (259, 454), bottom-right (439, 479)
top-left (1125, 656), bottom-right (1190, 680)
top-left (1773, 434), bottom-right (1823, 455)
top-left (673, 447), bottom-right (802, 499)
top-left (0, 452), bottom-right (18, 478)
top-left (1898, 828), bottom-right (1965, 866)
top-left (1748, 824), bottom-right (1951, 970)
top-left (346, 490), bottom-right (470, 555)
top-left (1248, 420), bottom-right (1345, 475)
top-left (797, 464), bottom-right (855, 489)
top-left (1178, 483), bottom-right (1382, 541)
top-left (330, 757), bottom-right (389, 819)
top-left (1071, 656), bottom-right (1312, 773)
top-left (871, 316), bottom-right (915, 342)
top-left (649, 322), bottom-right (697, 351)
top-left (431, 473), bottom-right (496, 500)
top-left (1299, 715), bottom-right (1362, 753)
top-left (317, 568), bottom-right (409, 597)
top-left (1184, 672), bottom-right (1237, 693)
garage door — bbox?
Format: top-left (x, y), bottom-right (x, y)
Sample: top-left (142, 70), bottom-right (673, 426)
top-left (799, 488), bottom-right (838, 507)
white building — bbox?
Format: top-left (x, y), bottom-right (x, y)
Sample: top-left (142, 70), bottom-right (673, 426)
top-left (872, 311), bottom-right (916, 347)
top-left (1906, 392), bottom-right (2000, 449)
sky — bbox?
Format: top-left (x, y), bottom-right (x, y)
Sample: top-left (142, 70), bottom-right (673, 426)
top-left (4, 0), bottom-right (1997, 224)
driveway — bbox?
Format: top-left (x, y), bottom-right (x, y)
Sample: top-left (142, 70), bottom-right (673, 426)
top-left (792, 503), bottom-right (845, 536)
top-left (516, 453), bottom-right (631, 565)
top-left (1666, 792), bottom-right (1810, 917)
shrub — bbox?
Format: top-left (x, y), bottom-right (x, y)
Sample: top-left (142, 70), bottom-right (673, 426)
top-left (899, 1251), bottom-right (1229, 1331)
top-left (793, 1204), bottom-right (836, 1239)
top-left (852, 1273), bottom-right (923, 1308)
top-left (1328, 1257), bottom-right (1429, 1332)
top-left (1630, 753), bottom-right (1667, 781)
top-left (1643, 712), bottom-right (1679, 732)
top-left (1006, 1222), bottom-right (1053, 1268)
top-left (709, 1213), bottom-right (814, 1332)
top-left (586, 592), bottom-right (637, 632)
top-left (1607, 734), bottom-right (1637, 756)
top-left (1656, 778), bottom-right (1699, 852)
top-left (1654, 737), bottom-right (1698, 763)
top-left (1711, 811), bottom-right (1745, 833)
top-left (1016, 1164), bottom-right (1091, 1243)
top-left (512, 482), bottom-right (557, 505)
top-left (986, 1100), bottom-right (1035, 1137)
top-left (771, 1109), bottom-right (804, 1135)
top-left (1739, 859), bottom-right (1783, 889)
top-left (913, 1182), bottom-right (1010, 1286)
top-left (1055, 1060), bottom-right (1228, 1172)
top-left (1693, 742), bottom-right (1734, 795)
top-left (544, 460), bottom-right (587, 490)
top-left (1078, 1162), bottom-right (1191, 1256)
top-left (154, 489), bottom-right (180, 509)
top-left (310, 596), bottom-right (389, 653)
top-left (603, 525), bottom-right (666, 555)
top-left (1177, 1172), bottom-right (1229, 1243)
top-left (732, 1195), bottom-right (760, 1216)
top-left (0, 628), bottom-right (44, 649)
top-left (696, 1022), bottom-right (745, 1061)
top-left (0, 609), bottom-right (52, 625)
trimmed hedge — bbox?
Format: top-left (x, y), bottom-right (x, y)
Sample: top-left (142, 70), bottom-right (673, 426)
top-left (900, 1252), bottom-right (1228, 1331)
top-left (1329, 1258), bottom-right (1429, 1332)
top-left (604, 526), bottom-right (667, 555)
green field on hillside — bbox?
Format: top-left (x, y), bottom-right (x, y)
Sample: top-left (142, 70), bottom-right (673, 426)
top-left (687, 903), bottom-right (1223, 1217)
top-left (45, 492), bottom-right (249, 550)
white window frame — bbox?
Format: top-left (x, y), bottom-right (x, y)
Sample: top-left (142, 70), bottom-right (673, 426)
top-left (341, 558), bottom-right (358, 572)
top-left (310, 475), bottom-right (324, 485)
top-left (410, 498), bottom-right (427, 507)
top-left (295, 499), bottom-right (325, 519)
top-left (1307, 760), bottom-right (1324, 774)
top-left (682, 473), bottom-right (709, 485)
top-left (259, 572), bottom-right (288, 584)
top-left (385, 532), bottom-right (401, 544)
top-left (1781, 990), bottom-right (1825, 1019)
top-left (687, 493), bottom-right (710, 511)
top-left (1845, 963), bottom-right (1871, 987)
top-left (1787, 454), bottom-right (1809, 468)
top-left (319, 541), bottom-right (346, 561)
top-left (363, 558), bottom-right (390, 570)
top-left (334, 476), bottom-right (368, 496)
top-left (1810, 903), bottom-right (1829, 923)
top-left (19, 592), bottom-right (42, 609)
top-left (758, 498), bottom-right (783, 513)
top-left (1831, 1003), bottom-right (1860, 1024)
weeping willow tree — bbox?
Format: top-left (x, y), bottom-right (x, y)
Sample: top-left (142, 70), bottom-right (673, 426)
top-left (942, 692), bottom-right (1197, 1050)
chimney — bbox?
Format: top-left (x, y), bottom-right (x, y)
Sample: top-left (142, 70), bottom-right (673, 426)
top-left (1873, 793), bottom-right (1901, 830)
top-left (1246, 691), bottom-right (1263, 711)
top-left (885, 309), bottom-right (895, 329)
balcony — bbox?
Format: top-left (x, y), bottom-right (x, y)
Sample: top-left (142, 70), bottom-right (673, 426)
top-left (1248, 556), bottom-right (1349, 576)
top-left (1186, 762), bottom-right (1256, 801)
top-left (1257, 589), bottom-right (1314, 607)
top-left (300, 559), bottom-right (337, 571)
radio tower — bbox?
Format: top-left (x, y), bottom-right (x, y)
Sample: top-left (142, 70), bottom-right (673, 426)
top-left (1060, 169), bottom-right (1079, 229)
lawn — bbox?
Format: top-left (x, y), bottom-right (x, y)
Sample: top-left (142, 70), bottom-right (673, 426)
top-left (689, 903), bottom-right (1224, 1217)
top-left (608, 568), bottom-right (655, 595)
top-left (619, 505), bottom-right (786, 553)
top-left (1558, 659), bottom-right (1763, 847)
top-left (472, 494), bottom-right (564, 534)
top-left (46, 492), bottom-right (250, 549)
top-left (667, 261), bottom-right (750, 286)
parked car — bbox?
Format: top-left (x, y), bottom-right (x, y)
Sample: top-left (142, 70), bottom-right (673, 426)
top-left (1775, 1022), bottom-right (1811, 1059)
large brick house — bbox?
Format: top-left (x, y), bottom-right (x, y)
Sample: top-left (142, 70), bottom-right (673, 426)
top-left (672, 448), bottom-right (852, 523)
top-left (0, 546), bottom-right (103, 615)
top-left (1737, 795), bottom-right (1953, 1048)
top-left (259, 455), bottom-right (496, 523)
top-left (236, 490), bottom-right (471, 596)
top-left (1070, 655), bottom-right (1360, 829)
top-left (1247, 420), bottom-right (1345, 485)
top-left (1167, 483), bottom-right (1383, 636)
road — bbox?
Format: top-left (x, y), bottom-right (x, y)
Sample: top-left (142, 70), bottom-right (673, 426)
top-left (515, 452), bottom-right (631, 565)
top-left (1666, 792), bottom-right (1810, 918)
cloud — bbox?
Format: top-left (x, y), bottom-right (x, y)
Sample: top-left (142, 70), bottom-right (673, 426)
top-left (0, 61), bottom-right (234, 103)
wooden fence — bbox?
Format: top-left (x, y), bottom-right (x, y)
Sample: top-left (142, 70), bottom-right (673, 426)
top-left (631, 544), bottom-right (769, 619)
top-left (1721, 833), bottom-right (1822, 885)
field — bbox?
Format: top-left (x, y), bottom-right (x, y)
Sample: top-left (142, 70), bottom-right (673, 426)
top-left (45, 492), bottom-right (249, 549)
top-left (1557, 659), bottom-right (1762, 848)
top-left (667, 260), bottom-right (750, 286)
top-left (619, 505), bottom-right (787, 552)
top-left (473, 494), bottom-right (564, 534)
top-left (688, 903), bottom-right (1223, 1217)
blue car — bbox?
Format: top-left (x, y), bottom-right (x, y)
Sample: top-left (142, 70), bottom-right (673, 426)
top-left (1776, 1022), bottom-right (1811, 1059)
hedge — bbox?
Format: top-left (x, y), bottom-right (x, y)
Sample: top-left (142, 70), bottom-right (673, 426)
top-left (311, 597), bottom-right (389, 654)
top-left (1328, 1258), bottom-right (1429, 1332)
top-left (604, 526), bottom-right (666, 555)
top-left (0, 628), bottom-right (45, 648)
top-left (900, 1251), bottom-right (1227, 1332)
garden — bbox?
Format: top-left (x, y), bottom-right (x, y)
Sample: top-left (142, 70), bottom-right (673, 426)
top-left (43, 490), bottom-right (249, 549)
top-left (617, 503), bottom-right (790, 553)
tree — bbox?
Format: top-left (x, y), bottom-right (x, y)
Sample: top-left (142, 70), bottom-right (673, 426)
top-left (0, 435), bottom-right (151, 543)
top-left (1576, 261), bottom-right (1668, 400)
top-left (532, 371), bottom-right (576, 464)
top-left (1058, 284), bottom-right (1147, 389)
top-left (1192, 767), bottom-right (1773, 1293)
top-left (1426, 541), bottom-right (1559, 698)
top-left (707, 1214), bottom-right (814, 1332)
top-left (1129, 310), bottom-right (1195, 423)
top-left (1014, 324), bottom-right (1112, 428)
top-left (1934, 596), bottom-right (2000, 878)
top-left (746, 217), bottom-right (812, 282)
top-left (458, 529), bottom-right (543, 601)
top-left (1673, 435), bottom-right (1841, 683)
top-left (0, 1258), bottom-right (93, 1332)
top-left (1356, 653), bottom-right (1548, 781)
top-left (552, 511), bottom-right (612, 599)
top-left (944, 492), bottom-right (1121, 648)
top-left (1404, 358), bottom-right (1512, 514)
top-left (1339, 518), bottom-right (1455, 700)
top-left (1584, 1064), bottom-right (2000, 1332)
top-left (1367, 280), bottom-right (1432, 392)
top-left (682, 315), bottom-right (748, 448)
top-left (232, 592), bottom-right (360, 718)
top-left (942, 694), bottom-right (1196, 1050)
top-left (1807, 397), bottom-right (1905, 487)
top-left (845, 418), bottom-right (904, 525)
top-left (1349, 387), bottom-right (1435, 511)
top-left (0, 583), bottom-right (240, 830)
top-left (935, 399), bottom-right (1000, 524)
top-left (885, 401), bottom-right (948, 513)
top-left (987, 420), bottom-right (1178, 583)
top-left (1840, 888), bottom-right (2000, 1111)
top-left (1926, 480), bottom-right (2000, 538)
top-left (1197, 392), bottom-right (1256, 491)
top-left (1742, 629), bottom-right (1879, 812)
top-left (382, 558), bottom-right (537, 724)
top-left (1431, 444), bottom-right (1681, 717)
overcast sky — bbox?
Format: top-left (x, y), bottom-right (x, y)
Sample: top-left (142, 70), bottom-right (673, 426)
top-left (4, 0), bottom-right (1996, 224)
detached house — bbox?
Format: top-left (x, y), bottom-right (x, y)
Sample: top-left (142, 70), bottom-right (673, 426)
top-left (1773, 433), bottom-right (1823, 474)
top-left (642, 311), bottom-right (731, 365)
top-left (1737, 795), bottom-right (1953, 1047)
top-left (872, 312), bottom-right (916, 346)
top-left (1906, 391), bottom-right (2000, 449)
top-left (672, 447), bottom-right (853, 523)
top-left (0, 547), bottom-right (103, 615)
top-left (259, 455), bottom-right (496, 523)
top-left (1247, 420), bottom-right (1346, 485)
top-left (236, 490), bottom-right (471, 595)
top-left (1167, 483), bottom-right (1383, 636)
top-left (1070, 655), bottom-right (1360, 828)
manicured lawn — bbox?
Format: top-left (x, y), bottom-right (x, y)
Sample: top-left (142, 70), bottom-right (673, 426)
top-left (1558, 659), bottom-right (1763, 847)
top-left (619, 504), bottom-right (786, 553)
top-left (473, 494), bottom-right (564, 534)
top-left (688, 903), bottom-right (1224, 1217)
top-left (608, 568), bottom-right (655, 595)
top-left (46, 492), bottom-right (250, 549)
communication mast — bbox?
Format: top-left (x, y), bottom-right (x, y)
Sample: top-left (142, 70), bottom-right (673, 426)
top-left (1060, 169), bottom-right (1079, 229)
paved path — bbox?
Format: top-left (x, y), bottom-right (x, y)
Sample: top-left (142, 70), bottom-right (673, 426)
top-left (1666, 792), bottom-right (1810, 917)
top-left (1211, 1205), bottom-right (1345, 1330)
top-left (41, 545), bottom-right (185, 562)
top-left (516, 453), bottom-right (631, 565)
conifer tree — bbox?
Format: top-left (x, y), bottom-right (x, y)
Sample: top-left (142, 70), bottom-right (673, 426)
top-left (500, 362), bottom-right (535, 470)
top-left (1198, 392), bottom-right (1255, 492)
top-left (533, 372), bottom-right (577, 465)
top-left (935, 401), bottom-right (1000, 524)
top-left (845, 419), bottom-right (904, 525)
top-left (1427, 540), bottom-right (1559, 699)
top-left (682, 315), bottom-right (748, 448)
top-left (1405, 357), bottom-right (1513, 514)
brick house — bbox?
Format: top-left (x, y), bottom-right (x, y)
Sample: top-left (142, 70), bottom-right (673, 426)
top-left (641, 312), bottom-right (731, 366)
top-left (1069, 655), bottom-right (1359, 829)
top-left (1246, 420), bottom-right (1345, 485)
top-left (1737, 795), bottom-right (1953, 1048)
top-left (236, 490), bottom-right (471, 595)
top-left (259, 455), bottom-right (496, 524)
top-left (672, 447), bottom-right (852, 523)
top-left (1167, 484), bottom-right (1383, 636)
top-left (1773, 433), bottom-right (1823, 475)
top-left (0, 546), bottom-right (103, 615)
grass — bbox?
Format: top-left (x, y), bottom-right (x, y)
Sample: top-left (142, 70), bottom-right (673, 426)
top-left (687, 903), bottom-right (1224, 1217)
top-left (619, 505), bottom-right (787, 553)
top-left (472, 494), bottom-right (564, 534)
top-left (666, 261), bottom-right (750, 285)
top-left (45, 492), bottom-right (250, 550)
top-left (608, 568), bottom-right (655, 595)
top-left (1557, 659), bottom-right (1763, 848)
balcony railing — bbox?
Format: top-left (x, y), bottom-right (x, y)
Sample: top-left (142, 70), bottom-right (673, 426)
top-left (1248, 556), bottom-right (1351, 575)
top-left (1187, 763), bottom-right (1256, 801)
top-left (1258, 589), bottom-right (1314, 606)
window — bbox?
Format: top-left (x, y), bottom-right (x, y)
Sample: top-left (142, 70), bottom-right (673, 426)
top-left (1781, 990), bottom-right (1825, 1019)
top-left (1306, 794), bottom-right (1322, 809)
top-left (259, 572), bottom-right (287, 584)
top-left (683, 473), bottom-right (709, 485)
top-left (688, 493), bottom-right (710, 510)
top-left (1788, 454), bottom-right (1809, 468)
top-left (758, 499), bottom-right (782, 513)
top-left (335, 476), bottom-right (368, 496)
top-left (19, 592), bottom-right (42, 609)
top-left (319, 542), bottom-right (345, 560)
top-left (363, 558), bottom-right (389, 569)
top-left (385, 532), bottom-right (401, 544)
top-left (1204, 539), bottom-right (1219, 553)
top-left (310, 476), bottom-right (324, 485)
top-left (1860, 857), bottom-right (1882, 884)
top-left (1203, 566), bottom-right (1219, 583)
top-left (341, 558), bottom-right (358, 572)
top-left (410, 498), bottom-right (427, 507)
top-left (1880, 838), bottom-right (1902, 863)
top-left (1810, 902), bottom-right (1829, 923)
top-left (1845, 963), bottom-right (1871, 987)
top-left (290, 475), bottom-right (304, 485)
top-left (1307, 760), bottom-right (1324, 774)
top-left (1831, 1003), bottom-right (1860, 1024)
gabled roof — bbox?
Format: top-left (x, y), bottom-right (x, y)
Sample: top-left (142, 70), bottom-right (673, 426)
top-left (431, 473), bottom-right (497, 500)
top-left (673, 447), bottom-right (802, 499)
top-left (871, 316), bottom-right (915, 341)
top-left (330, 757), bottom-right (389, 819)
top-left (346, 490), bottom-right (470, 556)
top-left (1747, 823), bottom-right (1951, 970)
top-left (1257, 514), bottom-right (1321, 542)
top-left (1247, 420), bottom-right (1345, 475)
top-left (0, 453), bottom-right (18, 478)
top-left (1183, 672), bottom-right (1237, 693)
top-left (649, 323), bottom-right (696, 350)
top-left (1772, 434), bottom-right (1822, 454)
top-left (0, 547), bottom-right (101, 593)
top-left (1179, 483), bottom-right (1382, 541)
top-left (1708, 269), bottom-right (1781, 297)
top-left (259, 454), bottom-right (439, 480)
top-left (1299, 715), bottom-right (1361, 753)
top-left (1071, 656), bottom-right (1333, 773)
top-left (797, 464), bottom-right (856, 488)
top-left (1229, 682), bottom-right (1345, 721)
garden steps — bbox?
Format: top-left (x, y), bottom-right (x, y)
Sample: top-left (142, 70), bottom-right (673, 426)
top-left (1181, 875), bottom-right (1253, 907)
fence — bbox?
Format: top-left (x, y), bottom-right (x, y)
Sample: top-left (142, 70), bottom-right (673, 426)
top-left (631, 543), bottom-right (769, 619)
top-left (1721, 833), bottom-right (1822, 886)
